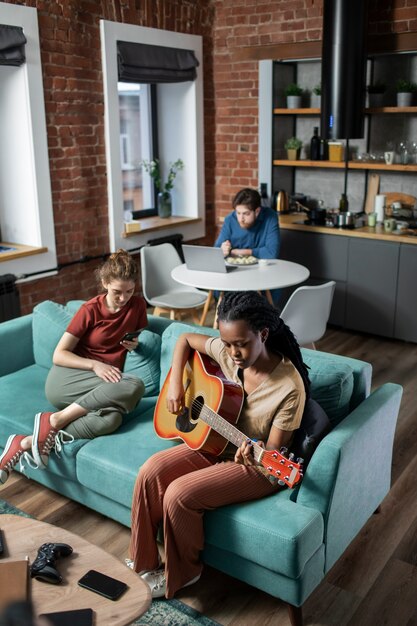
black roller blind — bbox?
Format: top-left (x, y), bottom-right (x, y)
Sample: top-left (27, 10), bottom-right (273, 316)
top-left (117, 41), bottom-right (199, 84)
top-left (0, 25), bottom-right (27, 66)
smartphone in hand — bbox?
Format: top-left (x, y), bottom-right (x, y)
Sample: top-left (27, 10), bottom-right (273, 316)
top-left (121, 330), bottom-right (142, 342)
top-left (78, 569), bottom-right (128, 601)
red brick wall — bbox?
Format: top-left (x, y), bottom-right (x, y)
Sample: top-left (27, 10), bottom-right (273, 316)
top-left (2, 0), bottom-right (214, 313)
top-left (212, 0), bottom-right (417, 219)
top-left (3, 0), bottom-right (416, 313)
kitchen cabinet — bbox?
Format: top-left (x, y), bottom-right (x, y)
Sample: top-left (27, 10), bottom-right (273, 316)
top-left (280, 229), bottom-right (347, 327)
top-left (346, 239), bottom-right (399, 338)
top-left (280, 227), bottom-right (417, 343)
top-left (394, 244), bottom-right (417, 343)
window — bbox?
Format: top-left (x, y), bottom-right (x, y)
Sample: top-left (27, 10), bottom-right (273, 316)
top-left (100, 21), bottom-right (206, 251)
top-left (118, 82), bottom-right (156, 219)
top-left (0, 3), bottom-right (56, 278)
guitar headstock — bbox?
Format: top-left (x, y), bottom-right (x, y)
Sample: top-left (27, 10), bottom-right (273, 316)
top-left (260, 448), bottom-right (303, 488)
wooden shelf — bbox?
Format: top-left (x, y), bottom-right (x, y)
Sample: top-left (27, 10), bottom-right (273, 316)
top-left (273, 106), bottom-right (417, 115)
top-left (0, 243), bottom-right (47, 263)
top-left (273, 159), bottom-right (417, 172)
top-left (122, 215), bottom-right (201, 238)
top-left (273, 108), bottom-right (320, 115)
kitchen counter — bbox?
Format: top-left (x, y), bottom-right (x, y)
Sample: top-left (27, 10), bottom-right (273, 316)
top-left (279, 213), bottom-right (417, 245)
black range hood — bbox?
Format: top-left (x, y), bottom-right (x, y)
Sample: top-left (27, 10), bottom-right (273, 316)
top-left (320, 0), bottom-right (369, 140)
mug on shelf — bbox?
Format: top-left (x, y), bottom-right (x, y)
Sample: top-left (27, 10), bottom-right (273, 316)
top-left (384, 151), bottom-right (395, 165)
top-left (367, 212), bottom-right (377, 227)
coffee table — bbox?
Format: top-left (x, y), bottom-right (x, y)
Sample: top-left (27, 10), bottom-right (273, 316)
top-left (0, 515), bottom-right (151, 626)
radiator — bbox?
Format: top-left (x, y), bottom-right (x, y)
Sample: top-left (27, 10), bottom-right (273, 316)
top-left (0, 274), bottom-right (21, 322)
top-left (147, 233), bottom-right (185, 262)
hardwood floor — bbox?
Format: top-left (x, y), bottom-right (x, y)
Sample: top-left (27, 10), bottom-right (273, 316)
top-left (2, 324), bottom-right (417, 625)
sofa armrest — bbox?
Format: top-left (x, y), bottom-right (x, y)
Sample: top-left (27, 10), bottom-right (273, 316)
top-left (296, 383), bottom-right (403, 572)
top-left (0, 314), bottom-right (34, 376)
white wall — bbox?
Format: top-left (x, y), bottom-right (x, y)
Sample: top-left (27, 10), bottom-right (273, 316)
top-left (0, 2), bottom-right (56, 278)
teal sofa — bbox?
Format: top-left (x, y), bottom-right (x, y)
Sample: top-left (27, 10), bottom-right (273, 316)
top-left (0, 300), bottom-right (402, 624)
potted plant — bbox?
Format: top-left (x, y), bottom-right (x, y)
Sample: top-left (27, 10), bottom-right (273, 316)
top-left (140, 158), bottom-right (184, 218)
top-left (395, 79), bottom-right (417, 107)
top-left (284, 83), bottom-right (303, 109)
top-left (311, 84), bottom-right (321, 108)
top-left (367, 81), bottom-right (386, 108)
top-left (284, 137), bottom-right (303, 160)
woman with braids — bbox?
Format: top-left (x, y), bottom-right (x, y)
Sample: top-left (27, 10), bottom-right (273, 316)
top-left (128, 291), bottom-right (310, 599)
top-left (0, 249), bottom-right (147, 484)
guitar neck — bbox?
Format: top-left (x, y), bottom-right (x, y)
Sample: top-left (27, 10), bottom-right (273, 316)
top-left (200, 405), bottom-right (264, 462)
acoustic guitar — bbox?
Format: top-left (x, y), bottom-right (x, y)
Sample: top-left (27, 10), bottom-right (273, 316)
top-left (154, 350), bottom-right (303, 488)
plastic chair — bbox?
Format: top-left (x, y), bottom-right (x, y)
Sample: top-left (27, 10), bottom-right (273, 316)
top-left (280, 281), bottom-right (336, 348)
top-left (140, 243), bottom-right (210, 325)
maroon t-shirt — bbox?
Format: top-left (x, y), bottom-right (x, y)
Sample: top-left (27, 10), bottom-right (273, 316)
top-left (66, 294), bottom-right (147, 369)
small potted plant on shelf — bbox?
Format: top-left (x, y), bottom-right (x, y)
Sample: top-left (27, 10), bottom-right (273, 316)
top-left (311, 84), bottom-right (321, 108)
top-left (284, 137), bottom-right (303, 160)
top-left (366, 81), bottom-right (386, 108)
top-left (284, 83), bottom-right (304, 109)
top-left (395, 79), bottom-right (417, 107)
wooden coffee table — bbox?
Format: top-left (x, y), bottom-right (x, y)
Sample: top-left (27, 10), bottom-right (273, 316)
top-left (1, 514), bottom-right (151, 626)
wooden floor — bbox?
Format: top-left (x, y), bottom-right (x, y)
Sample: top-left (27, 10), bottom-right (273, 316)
top-left (2, 323), bottom-right (417, 625)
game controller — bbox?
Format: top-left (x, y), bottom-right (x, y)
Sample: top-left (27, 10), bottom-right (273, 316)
top-left (30, 542), bottom-right (73, 584)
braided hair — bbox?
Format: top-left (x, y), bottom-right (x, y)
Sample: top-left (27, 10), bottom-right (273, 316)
top-left (217, 291), bottom-right (310, 396)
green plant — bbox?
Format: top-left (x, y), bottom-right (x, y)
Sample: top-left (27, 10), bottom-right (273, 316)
top-left (396, 79), bottom-right (417, 93)
top-left (140, 158), bottom-right (184, 194)
top-left (312, 84), bottom-right (321, 95)
top-left (284, 83), bottom-right (303, 97)
top-left (367, 81), bottom-right (386, 94)
top-left (284, 137), bottom-right (303, 150)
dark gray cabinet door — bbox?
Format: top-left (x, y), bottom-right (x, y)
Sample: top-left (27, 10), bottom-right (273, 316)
top-left (346, 239), bottom-right (399, 337)
top-left (394, 244), bottom-right (417, 343)
top-left (280, 229), bottom-right (348, 326)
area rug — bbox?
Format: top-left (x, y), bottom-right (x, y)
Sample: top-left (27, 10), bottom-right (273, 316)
top-left (0, 499), bottom-right (220, 626)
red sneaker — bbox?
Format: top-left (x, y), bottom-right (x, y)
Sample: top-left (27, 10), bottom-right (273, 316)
top-left (32, 412), bottom-right (73, 469)
top-left (32, 412), bottom-right (57, 468)
top-left (0, 435), bottom-right (26, 484)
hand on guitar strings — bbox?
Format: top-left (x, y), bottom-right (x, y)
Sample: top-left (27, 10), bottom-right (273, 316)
top-left (234, 439), bottom-right (264, 466)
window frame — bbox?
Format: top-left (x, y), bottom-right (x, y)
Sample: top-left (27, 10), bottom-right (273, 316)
top-left (100, 20), bottom-right (206, 251)
top-left (0, 3), bottom-right (56, 279)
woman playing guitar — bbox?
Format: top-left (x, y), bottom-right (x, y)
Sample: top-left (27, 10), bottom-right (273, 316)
top-left (128, 291), bottom-right (310, 599)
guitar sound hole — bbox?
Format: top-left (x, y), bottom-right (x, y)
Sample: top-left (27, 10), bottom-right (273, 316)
top-left (191, 396), bottom-right (204, 421)
top-left (175, 396), bottom-right (204, 434)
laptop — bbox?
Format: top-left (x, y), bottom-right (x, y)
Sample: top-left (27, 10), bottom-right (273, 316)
top-left (182, 245), bottom-right (237, 273)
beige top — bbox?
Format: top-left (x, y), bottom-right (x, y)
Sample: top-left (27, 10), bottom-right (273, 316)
top-left (205, 337), bottom-right (306, 464)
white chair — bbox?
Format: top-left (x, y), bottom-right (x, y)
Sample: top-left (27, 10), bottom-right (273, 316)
top-left (280, 281), bottom-right (336, 349)
top-left (140, 243), bottom-right (210, 325)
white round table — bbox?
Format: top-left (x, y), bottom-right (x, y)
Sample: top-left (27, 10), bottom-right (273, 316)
top-left (171, 260), bottom-right (310, 326)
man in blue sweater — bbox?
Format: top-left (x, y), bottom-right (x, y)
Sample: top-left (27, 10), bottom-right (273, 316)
top-left (214, 188), bottom-right (280, 259)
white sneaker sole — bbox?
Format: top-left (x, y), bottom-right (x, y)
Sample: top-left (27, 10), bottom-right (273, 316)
top-left (32, 413), bottom-right (48, 469)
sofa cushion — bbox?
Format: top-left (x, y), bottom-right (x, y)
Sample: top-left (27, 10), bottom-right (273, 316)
top-left (32, 300), bottom-right (161, 398)
top-left (76, 401), bottom-right (178, 508)
top-left (124, 330), bottom-right (161, 397)
top-left (303, 353), bottom-right (354, 427)
top-left (33, 301), bottom-right (72, 369)
top-left (160, 322), bottom-right (219, 386)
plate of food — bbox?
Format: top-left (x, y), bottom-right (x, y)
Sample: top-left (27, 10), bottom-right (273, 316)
top-left (225, 255), bottom-right (258, 266)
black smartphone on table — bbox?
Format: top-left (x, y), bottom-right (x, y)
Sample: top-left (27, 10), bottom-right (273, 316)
top-left (39, 608), bottom-right (93, 626)
top-left (121, 329), bottom-right (143, 342)
top-left (78, 569), bottom-right (128, 601)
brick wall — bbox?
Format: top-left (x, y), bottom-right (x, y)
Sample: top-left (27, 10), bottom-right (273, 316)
top-left (3, 0), bottom-right (214, 313)
top-left (212, 0), bottom-right (417, 219)
top-left (3, 0), bottom-right (416, 313)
